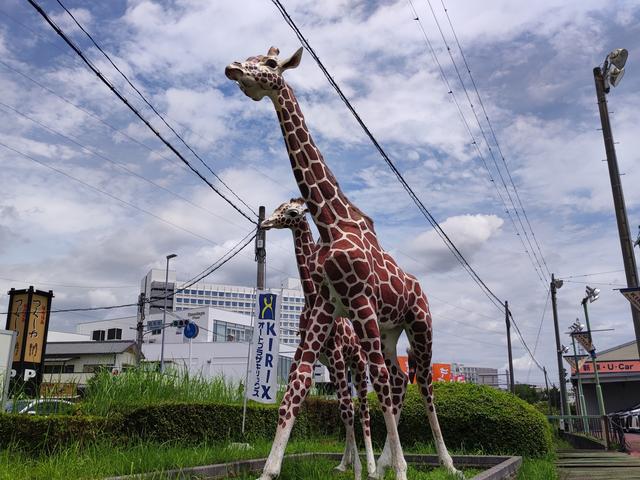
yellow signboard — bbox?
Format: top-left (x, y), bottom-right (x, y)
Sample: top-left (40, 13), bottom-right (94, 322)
top-left (23, 293), bottom-right (49, 363)
top-left (7, 293), bottom-right (28, 362)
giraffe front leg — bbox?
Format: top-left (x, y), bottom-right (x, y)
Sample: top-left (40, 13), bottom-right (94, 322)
top-left (257, 309), bottom-right (334, 480)
top-left (325, 343), bottom-right (361, 477)
top-left (354, 353), bottom-right (377, 478)
top-left (352, 302), bottom-right (407, 480)
top-left (374, 328), bottom-right (408, 479)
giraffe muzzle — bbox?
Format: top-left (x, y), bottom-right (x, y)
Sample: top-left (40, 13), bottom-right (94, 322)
top-left (225, 64), bottom-right (244, 81)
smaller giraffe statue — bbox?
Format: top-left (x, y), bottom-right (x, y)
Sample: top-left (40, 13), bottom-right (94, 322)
top-left (261, 198), bottom-right (376, 478)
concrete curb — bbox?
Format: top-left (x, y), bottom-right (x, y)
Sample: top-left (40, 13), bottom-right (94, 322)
top-left (105, 452), bottom-right (522, 480)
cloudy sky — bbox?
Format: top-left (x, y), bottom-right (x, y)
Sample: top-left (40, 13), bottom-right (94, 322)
top-left (1, 0), bottom-right (640, 386)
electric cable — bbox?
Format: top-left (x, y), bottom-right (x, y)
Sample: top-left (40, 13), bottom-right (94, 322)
top-left (26, 0), bottom-right (257, 225)
top-left (438, 0), bottom-right (551, 278)
top-left (270, 0), bottom-right (505, 312)
top-left (0, 141), bottom-right (222, 246)
top-left (54, 0), bottom-right (258, 218)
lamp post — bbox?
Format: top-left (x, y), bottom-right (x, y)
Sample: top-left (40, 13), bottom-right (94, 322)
top-left (160, 253), bottom-right (177, 373)
top-left (550, 274), bottom-right (571, 420)
top-left (568, 328), bottom-right (589, 433)
top-left (593, 48), bottom-right (640, 357)
top-left (581, 287), bottom-right (606, 416)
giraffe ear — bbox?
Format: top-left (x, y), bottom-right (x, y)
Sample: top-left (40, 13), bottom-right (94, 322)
top-left (279, 47), bottom-right (303, 71)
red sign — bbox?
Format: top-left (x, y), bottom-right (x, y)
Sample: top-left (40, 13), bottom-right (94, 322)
top-left (573, 360), bottom-right (640, 375)
top-left (397, 356), bottom-right (416, 384)
top-left (432, 363), bottom-right (452, 382)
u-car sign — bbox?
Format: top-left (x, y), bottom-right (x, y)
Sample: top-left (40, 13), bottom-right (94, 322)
top-left (573, 360), bottom-right (640, 375)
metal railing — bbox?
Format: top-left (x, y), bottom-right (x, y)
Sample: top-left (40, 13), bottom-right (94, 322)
top-left (549, 414), bottom-right (628, 451)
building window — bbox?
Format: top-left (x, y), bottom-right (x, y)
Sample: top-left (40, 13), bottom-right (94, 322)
top-left (44, 364), bottom-right (74, 374)
top-left (198, 299), bottom-right (204, 304)
top-left (191, 299), bottom-right (197, 304)
top-left (225, 292), bottom-right (232, 297)
top-left (83, 364), bottom-right (114, 374)
top-left (107, 328), bottom-right (122, 340)
top-left (176, 298), bottom-right (183, 303)
top-left (92, 330), bottom-right (105, 341)
top-left (198, 290), bottom-right (204, 295)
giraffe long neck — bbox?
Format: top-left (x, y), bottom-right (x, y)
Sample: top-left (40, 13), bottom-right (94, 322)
top-left (291, 218), bottom-right (316, 305)
top-left (272, 85), bottom-right (368, 242)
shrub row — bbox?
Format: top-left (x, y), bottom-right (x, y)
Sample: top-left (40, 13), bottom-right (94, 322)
top-left (0, 383), bottom-right (552, 457)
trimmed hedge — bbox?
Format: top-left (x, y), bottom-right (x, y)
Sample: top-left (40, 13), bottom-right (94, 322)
top-left (366, 383), bottom-right (553, 456)
top-left (0, 383), bottom-right (552, 457)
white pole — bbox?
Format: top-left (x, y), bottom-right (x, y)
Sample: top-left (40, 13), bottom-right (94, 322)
top-left (188, 338), bottom-right (192, 376)
top-left (241, 287), bottom-right (257, 436)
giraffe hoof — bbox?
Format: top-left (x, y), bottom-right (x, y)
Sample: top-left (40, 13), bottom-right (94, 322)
top-left (334, 464), bottom-right (348, 473)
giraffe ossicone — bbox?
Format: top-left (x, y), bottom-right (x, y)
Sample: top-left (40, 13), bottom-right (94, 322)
top-left (226, 46), bottom-right (462, 480)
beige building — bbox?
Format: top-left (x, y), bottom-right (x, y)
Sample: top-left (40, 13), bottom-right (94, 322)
top-left (43, 340), bottom-right (140, 386)
top-left (568, 340), bottom-right (640, 414)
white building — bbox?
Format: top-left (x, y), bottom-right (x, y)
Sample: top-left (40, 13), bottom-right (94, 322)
top-left (140, 269), bottom-right (306, 345)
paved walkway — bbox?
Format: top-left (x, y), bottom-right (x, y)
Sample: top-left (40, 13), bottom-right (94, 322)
top-left (627, 433), bottom-right (640, 457)
top-left (557, 450), bottom-right (640, 479)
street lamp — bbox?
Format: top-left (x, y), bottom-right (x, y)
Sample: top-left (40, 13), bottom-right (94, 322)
top-left (160, 253), bottom-right (177, 373)
top-left (593, 48), bottom-right (640, 357)
top-left (580, 287), bottom-right (606, 416)
top-left (550, 274), bottom-right (571, 421)
top-left (567, 326), bottom-right (589, 433)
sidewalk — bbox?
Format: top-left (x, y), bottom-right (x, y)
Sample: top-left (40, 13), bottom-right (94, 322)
top-left (627, 433), bottom-right (640, 457)
top-left (557, 450), bottom-right (640, 479)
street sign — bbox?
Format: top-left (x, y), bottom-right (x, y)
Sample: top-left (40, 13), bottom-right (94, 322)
top-left (620, 287), bottom-right (640, 311)
top-left (183, 322), bottom-right (199, 339)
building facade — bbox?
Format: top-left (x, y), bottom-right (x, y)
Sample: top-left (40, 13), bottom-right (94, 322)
top-left (568, 340), bottom-right (640, 415)
top-left (140, 270), bottom-right (306, 345)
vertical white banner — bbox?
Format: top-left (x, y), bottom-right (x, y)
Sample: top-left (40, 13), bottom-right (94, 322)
top-left (247, 292), bottom-right (280, 404)
top-left (0, 330), bottom-right (17, 406)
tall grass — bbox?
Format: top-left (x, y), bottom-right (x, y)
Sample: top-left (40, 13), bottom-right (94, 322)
top-left (81, 367), bottom-right (244, 416)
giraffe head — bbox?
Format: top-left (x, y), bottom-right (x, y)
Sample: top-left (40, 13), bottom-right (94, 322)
top-left (225, 46), bottom-right (303, 101)
top-left (261, 198), bottom-right (308, 230)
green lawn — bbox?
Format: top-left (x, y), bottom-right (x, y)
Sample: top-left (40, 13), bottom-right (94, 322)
top-left (0, 436), bottom-right (560, 480)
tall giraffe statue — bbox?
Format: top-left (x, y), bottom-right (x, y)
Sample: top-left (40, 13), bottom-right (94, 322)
top-left (226, 47), bottom-right (460, 480)
top-left (261, 198), bottom-right (375, 478)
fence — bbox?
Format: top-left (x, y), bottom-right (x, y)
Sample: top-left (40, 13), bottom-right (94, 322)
top-left (549, 415), bottom-right (628, 451)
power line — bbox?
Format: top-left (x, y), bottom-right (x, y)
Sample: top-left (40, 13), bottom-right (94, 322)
top-left (26, 0), bottom-right (257, 225)
top-left (0, 100), bottom-right (248, 230)
top-left (561, 269), bottom-right (625, 279)
top-left (409, 0), bottom-right (547, 288)
top-left (270, 0), bottom-right (504, 312)
top-left (54, 0), bottom-right (258, 218)
top-left (0, 276), bottom-right (135, 289)
top-left (527, 289), bottom-right (550, 383)
top-left (0, 59), bottom-right (253, 233)
top-left (438, 0), bottom-right (552, 278)
top-left (0, 141), bottom-right (222, 246)
top-left (1, 228), bottom-right (256, 316)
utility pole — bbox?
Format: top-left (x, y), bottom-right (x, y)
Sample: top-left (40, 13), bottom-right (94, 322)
top-left (594, 63), bottom-right (640, 357)
top-left (243, 206), bottom-right (266, 435)
top-left (505, 301), bottom-right (515, 393)
top-left (551, 274), bottom-right (570, 418)
top-left (543, 366), bottom-right (551, 415)
top-left (256, 206), bottom-right (266, 290)
top-left (136, 293), bottom-right (145, 366)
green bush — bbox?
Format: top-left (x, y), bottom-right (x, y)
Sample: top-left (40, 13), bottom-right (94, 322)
top-left (1, 383), bottom-right (551, 457)
top-left (0, 413), bottom-right (116, 454)
top-left (119, 398), bottom-right (342, 443)
top-left (366, 383), bottom-right (553, 456)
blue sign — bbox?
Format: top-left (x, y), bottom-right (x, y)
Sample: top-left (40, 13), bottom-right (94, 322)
top-left (247, 292), bottom-right (280, 404)
top-left (183, 322), bottom-right (199, 339)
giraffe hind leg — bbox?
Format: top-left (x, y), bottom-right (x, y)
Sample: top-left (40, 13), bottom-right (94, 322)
top-left (406, 311), bottom-right (463, 478)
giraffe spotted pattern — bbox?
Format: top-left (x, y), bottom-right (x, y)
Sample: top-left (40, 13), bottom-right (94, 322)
top-left (262, 199), bottom-right (375, 476)
top-left (226, 47), bottom-right (462, 480)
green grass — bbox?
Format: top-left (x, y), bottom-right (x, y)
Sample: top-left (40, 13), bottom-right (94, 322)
top-left (80, 368), bottom-right (245, 416)
top-left (0, 437), bottom-right (489, 480)
top-left (231, 458), bottom-right (480, 479)
top-left (516, 454), bottom-right (558, 480)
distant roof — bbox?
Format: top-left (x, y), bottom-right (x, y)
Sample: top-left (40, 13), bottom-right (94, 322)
top-left (597, 339), bottom-right (638, 356)
top-left (45, 340), bottom-right (139, 357)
